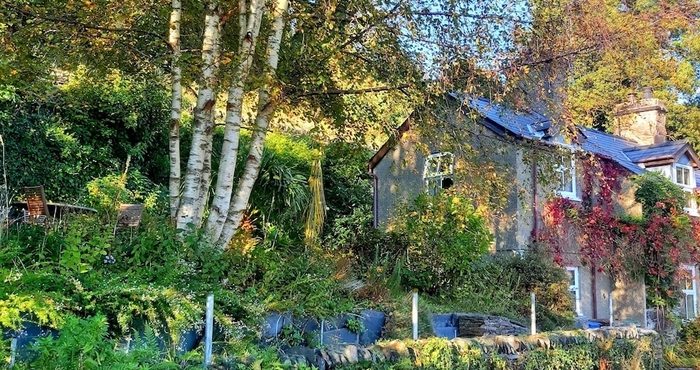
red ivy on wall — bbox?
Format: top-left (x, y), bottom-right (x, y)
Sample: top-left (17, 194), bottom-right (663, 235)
top-left (537, 156), bottom-right (700, 308)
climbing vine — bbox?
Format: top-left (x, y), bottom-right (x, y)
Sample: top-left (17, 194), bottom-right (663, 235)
top-left (539, 156), bottom-right (700, 308)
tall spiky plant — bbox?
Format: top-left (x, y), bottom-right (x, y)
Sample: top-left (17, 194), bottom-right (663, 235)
top-left (304, 156), bottom-right (326, 250)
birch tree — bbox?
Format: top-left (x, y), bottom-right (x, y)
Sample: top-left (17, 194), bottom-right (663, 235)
top-left (171, 0), bottom-right (426, 246)
top-left (175, 2), bottom-right (222, 230)
top-left (204, 0), bottom-right (265, 241)
top-left (168, 0), bottom-right (183, 220)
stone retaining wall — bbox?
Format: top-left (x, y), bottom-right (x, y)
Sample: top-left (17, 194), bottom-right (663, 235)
top-left (278, 326), bottom-right (660, 369)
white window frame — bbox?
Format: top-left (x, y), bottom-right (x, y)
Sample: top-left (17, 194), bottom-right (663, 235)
top-left (566, 266), bottom-right (582, 316)
top-left (675, 164), bottom-right (693, 187)
top-left (673, 164), bottom-right (698, 216)
top-left (680, 264), bottom-right (698, 321)
top-left (557, 154), bottom-right (579, 200)
top-left (423, 152), bottom-right (454, 195)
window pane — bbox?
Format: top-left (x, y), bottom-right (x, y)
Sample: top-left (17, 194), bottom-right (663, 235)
top-left (424, 153), bottom-right (453, 178)
top-left (568, 270), bottom-right (576, 287)
top-left (677, 167), bottom-right (690, 186)
top-left (686, 294), bottom-right (696, 320)
top-left (561, 170), bottom-right (574, 193)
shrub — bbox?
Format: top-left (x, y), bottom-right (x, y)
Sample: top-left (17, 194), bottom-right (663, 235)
top-left (680, 316), bottom-right (700, 348)
top-left (388, 192), bottom-right (492, 294)
top-left (524, 342), bottom-right (598, 370)
top-left (1, 73), bottom-right (169, 201)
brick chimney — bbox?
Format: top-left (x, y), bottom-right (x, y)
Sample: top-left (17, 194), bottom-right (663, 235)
top-left (613, 87), bottom-right (667, 145)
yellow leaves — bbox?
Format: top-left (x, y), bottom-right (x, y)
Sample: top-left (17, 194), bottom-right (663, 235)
top-left (670, 60), bottom-right (696, 94)
top-left (83, 0), bottom-right (96, 10)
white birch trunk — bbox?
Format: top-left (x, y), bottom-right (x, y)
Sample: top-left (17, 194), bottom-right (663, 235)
top-left (205, 0), bottom-right (265, 241)
top-left (218, 0), bottom-right (289, 246)
top-left (194, 109), bottom-right (214, 227)
top-left (176, 2), bottom-right (221, 230)
top-left (168, 0), bottom-right (182, 222)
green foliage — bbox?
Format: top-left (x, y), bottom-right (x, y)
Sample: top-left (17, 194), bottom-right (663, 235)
top-left (633, 171), bottom-right (688, 217)
top-left (598, 337), bottom-right (657, 370)
top-left (389, 192), bottom-right (492, 294)
top-left (632, 171), bottom-right (700, 308)
top-left (453, 250), bottom-right (574, 331)
top-left (244, 133), bottom-right (316, 240)
top-left (279, 324), bottom-right (305, 347)
top-left (20, 315), bottom-right (177, 369)
top-left (344, 316), bottom-right (365, 334)
top-left (0, 293), bottom-right (65, 330)
top-left (321, 142), bottom-right (374, 228)
top-left (523, 342), bottom-right (598, 370)
top-left (672, 316), bottom-right (700, 367)
top-left (85, 171), bottom-right (164, 215)
top-left (0, 72), bottom-right (169, 202)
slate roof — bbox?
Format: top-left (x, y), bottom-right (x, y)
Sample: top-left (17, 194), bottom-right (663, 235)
top-left (466, 97), bottom-right (551, 139)
top-left (464, 96), bottom-right (695, 176)
top-left (370, 94), bottom-right (699, 178)
top-left (623, 141), bottom-right (690, 164)
top-left (577, 127), bottom-right (645, 175)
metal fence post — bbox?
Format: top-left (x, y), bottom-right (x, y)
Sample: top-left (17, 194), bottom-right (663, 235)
top-left (204, 294), bottom-right (214, 367)
top-left (530, 292), bottom-right (536, 335)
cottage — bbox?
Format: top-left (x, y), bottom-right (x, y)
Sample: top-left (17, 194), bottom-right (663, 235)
top-left (369, 88), bottom-right (700, 326)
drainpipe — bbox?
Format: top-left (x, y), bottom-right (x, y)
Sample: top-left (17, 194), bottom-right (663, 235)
top-left (531, 161), bottom-right (538, 239)
top-left (591, 265), bottom-right (598, 319)
top-left (370, 169), bottom-right (378, 228)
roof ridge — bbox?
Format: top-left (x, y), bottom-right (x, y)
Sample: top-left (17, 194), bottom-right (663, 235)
top-left (577, 126), bottom-right (639, 145)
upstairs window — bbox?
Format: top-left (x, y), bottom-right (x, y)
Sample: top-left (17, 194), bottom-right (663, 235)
top-left (423, 152), bottom-right (454, 196)
top-left (557, 155), bottom-right (578, 200)
top-left (676, 164), bottom-right (692, 187)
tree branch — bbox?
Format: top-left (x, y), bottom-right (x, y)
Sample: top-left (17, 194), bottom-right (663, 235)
top-left (8, 4), bottom-right (171, 49)
top-left (407, 11), bottom-right (531, 25)
top-left (291, 84), bottom-right (412, 98)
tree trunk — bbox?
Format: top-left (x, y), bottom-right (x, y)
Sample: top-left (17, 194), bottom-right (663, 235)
top-left (168, 0), bottom-right (182, 222)
top-left (176, 1), bottom-right (221, 230)
top-left (194, 109), bottom-right (214, 228)
top-left (205, 0), bottom-right (264, 241)
top-left (217, 0), bottom-right (289, 246)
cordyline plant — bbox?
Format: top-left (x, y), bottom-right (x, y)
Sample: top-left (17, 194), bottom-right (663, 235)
top-left (539, 159), bottom-right (700, 309)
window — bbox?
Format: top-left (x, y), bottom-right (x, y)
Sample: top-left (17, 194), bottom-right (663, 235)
top-left (675, 164), bottom-right (692, 187)
top-left (423, 152), bottom-right (454, 196)
top-left (557, 155), bottom-right (578, 200)
top-left (566, 267), bottom-right (582, 316)
top-left (680, 265), bottom-right (697, 321)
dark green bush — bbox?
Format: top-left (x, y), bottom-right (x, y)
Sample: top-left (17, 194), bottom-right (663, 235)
top-left (0, 73), bottom-right (169, 202)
